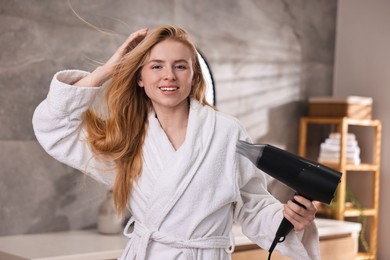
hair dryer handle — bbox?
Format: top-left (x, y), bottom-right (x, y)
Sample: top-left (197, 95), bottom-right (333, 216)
top-left (275, 196), bottom-right (307, 240)
top-left (269, 194), bottom-right (311, 255)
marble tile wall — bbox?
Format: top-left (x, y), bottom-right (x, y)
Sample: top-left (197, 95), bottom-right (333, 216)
top-left (0, 0), bottom-right (337, 235)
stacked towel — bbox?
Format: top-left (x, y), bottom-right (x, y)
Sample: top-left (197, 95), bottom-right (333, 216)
top-left (318, 133), bottom-right (361, 165)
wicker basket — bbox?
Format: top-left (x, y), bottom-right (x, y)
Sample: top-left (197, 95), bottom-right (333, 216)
top-left (308, 96), bottom-right (373, 119)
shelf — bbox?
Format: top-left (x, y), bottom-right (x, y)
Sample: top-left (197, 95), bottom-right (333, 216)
top-left (344, 208), bottom-right (376, 218)
top-left (301, 117), bottom-right (381, 127)
top-left (317, 205), bottom-right (376, 218)
top-left (346, 164), bottom-right (379, 171)
top-left (299, 116), bottom-right (381, 260)
top-left (321, 163), bottom-right (379, 172)
top-left (355, 252), bottom-right (375, 260)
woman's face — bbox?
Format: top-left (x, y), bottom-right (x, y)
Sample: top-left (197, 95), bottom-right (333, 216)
top-left (138, 39), bottom-right (194, 113)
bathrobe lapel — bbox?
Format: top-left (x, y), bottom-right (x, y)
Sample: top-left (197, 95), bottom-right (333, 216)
top-left (144, 100), bottom-right (216, 229)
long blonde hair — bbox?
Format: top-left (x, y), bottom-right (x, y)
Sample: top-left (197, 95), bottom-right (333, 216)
top-left (84, 25), bottom-right (210, 215)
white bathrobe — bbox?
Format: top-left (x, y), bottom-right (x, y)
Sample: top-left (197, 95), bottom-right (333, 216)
top-left (32, 70), bottom-right (320, 260)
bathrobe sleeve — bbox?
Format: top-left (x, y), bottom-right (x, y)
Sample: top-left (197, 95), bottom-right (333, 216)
top-left (233, 131), bottom-right (320, 260)
top-left (32, 70), bottom-right (115, 186)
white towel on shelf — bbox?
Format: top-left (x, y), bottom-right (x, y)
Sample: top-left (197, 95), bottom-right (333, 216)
top-left (318, 132), bottom-right (361, 165)
top-left (318, 151), bottom-right (360, 161)
top-left (320, 142), bottom-right (360, 154)
top-left (318, 157), bottom-right (361, 165)
top-left (324, 138), bottom-right (358, 147)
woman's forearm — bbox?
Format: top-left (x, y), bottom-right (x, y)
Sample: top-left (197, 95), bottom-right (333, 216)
top-left (73, 65), bottom-right (112, 87)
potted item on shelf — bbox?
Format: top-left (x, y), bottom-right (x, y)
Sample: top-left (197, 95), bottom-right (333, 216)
top-left (318, 189), bottom-right (369, 254)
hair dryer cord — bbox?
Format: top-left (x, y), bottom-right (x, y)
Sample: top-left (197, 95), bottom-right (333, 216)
top-left (267, 196), bottom-right (305, 260)
top-left (268, 235), bottom-right (286, 260)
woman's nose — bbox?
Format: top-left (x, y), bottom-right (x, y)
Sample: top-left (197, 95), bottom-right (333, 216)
top-left (164, 67), bottom-right (176, 81)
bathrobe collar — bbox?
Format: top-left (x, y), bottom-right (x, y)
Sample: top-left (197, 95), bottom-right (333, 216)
top-left (144, 98), bottom-right (216, 229)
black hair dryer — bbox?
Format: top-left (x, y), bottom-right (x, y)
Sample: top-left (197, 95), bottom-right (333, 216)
top-left (236, 140), bottom-right (342, 259)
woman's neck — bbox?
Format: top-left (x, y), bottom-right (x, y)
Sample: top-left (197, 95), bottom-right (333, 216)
top-left (154, 102), bottom-right (190, 150)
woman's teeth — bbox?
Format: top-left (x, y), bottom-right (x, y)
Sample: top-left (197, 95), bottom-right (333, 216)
top-left (160, 87), bottom-right (178, 92)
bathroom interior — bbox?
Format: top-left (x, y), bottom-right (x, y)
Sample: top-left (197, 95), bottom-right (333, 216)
top-left (0, 0), bottom-right (389, 259)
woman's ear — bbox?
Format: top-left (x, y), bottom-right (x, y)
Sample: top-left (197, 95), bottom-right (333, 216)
top-left (138, 81), bottom-right (144, 87)
top-left (137, 76), bottom-right (144, 87)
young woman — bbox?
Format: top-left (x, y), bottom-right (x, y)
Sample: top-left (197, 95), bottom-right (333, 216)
top-left (33, 25), bottom-right (319, 260)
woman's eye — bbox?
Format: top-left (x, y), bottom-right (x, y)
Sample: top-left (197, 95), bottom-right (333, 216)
top-left (175, 64), bottom-right (187, 70)
top-left (151, 65), bottom-right (162, 70)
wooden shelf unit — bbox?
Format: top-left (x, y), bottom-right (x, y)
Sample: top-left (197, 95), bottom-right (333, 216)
top-left (298, 117), bottom-right (382, 260)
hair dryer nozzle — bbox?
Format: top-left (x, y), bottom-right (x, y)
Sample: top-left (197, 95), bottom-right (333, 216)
top-left (236, 140), bottom-right (266, 165)
top-left (236, 140), bottom-right (342, 204)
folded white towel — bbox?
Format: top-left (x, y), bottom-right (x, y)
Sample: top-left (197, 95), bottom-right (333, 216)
top-left (320, 143), bottom-right (360, 154)
top-left (318, 132), bottom-right (361, 165)
top-left (318, 152), bottom-right (360, 160)
top-left (318, 157), bottom-right (361, 165)
top-left (324, 138), bottom-right (358, 147)
top-left (329, 132), bottom-right (357, 141)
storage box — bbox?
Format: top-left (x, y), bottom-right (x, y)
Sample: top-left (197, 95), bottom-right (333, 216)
top-left (308, 96), bottom-right (373, 119)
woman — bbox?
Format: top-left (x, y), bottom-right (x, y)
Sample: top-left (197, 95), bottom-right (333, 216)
top-left (32, 25), bottom-right (319, 260)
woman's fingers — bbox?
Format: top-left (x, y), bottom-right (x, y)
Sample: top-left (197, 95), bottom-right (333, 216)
top-left (283, 196), bottom-right (317, 232)
top-left (106, 28), bottom-right (149, 67)
top-left (123, 28), bottom-right (148, 53)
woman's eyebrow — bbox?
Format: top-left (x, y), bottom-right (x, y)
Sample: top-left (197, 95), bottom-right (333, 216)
top-left (147, 59), bottom-right (189, 64)
top-left (147, 59), bottom-right (164, 63)
top-left (173, 59), bottom-right (189, 63)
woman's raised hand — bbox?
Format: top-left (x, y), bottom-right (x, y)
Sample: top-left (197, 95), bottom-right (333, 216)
top-left (104, 28), bottom-right (149, 72)
top-left (74, 28), bottom-right (148, 87)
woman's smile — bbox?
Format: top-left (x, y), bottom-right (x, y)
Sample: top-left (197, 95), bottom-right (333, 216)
top-left (159, 85), bottom-right (179, 93)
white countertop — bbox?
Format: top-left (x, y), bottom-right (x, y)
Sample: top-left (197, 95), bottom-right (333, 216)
top-left (0, 218), bottom-right (361, 260)
top-left (0, 229), bottom-right (126, 260)
top-left (233, 218), bottom-right (361, 246)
